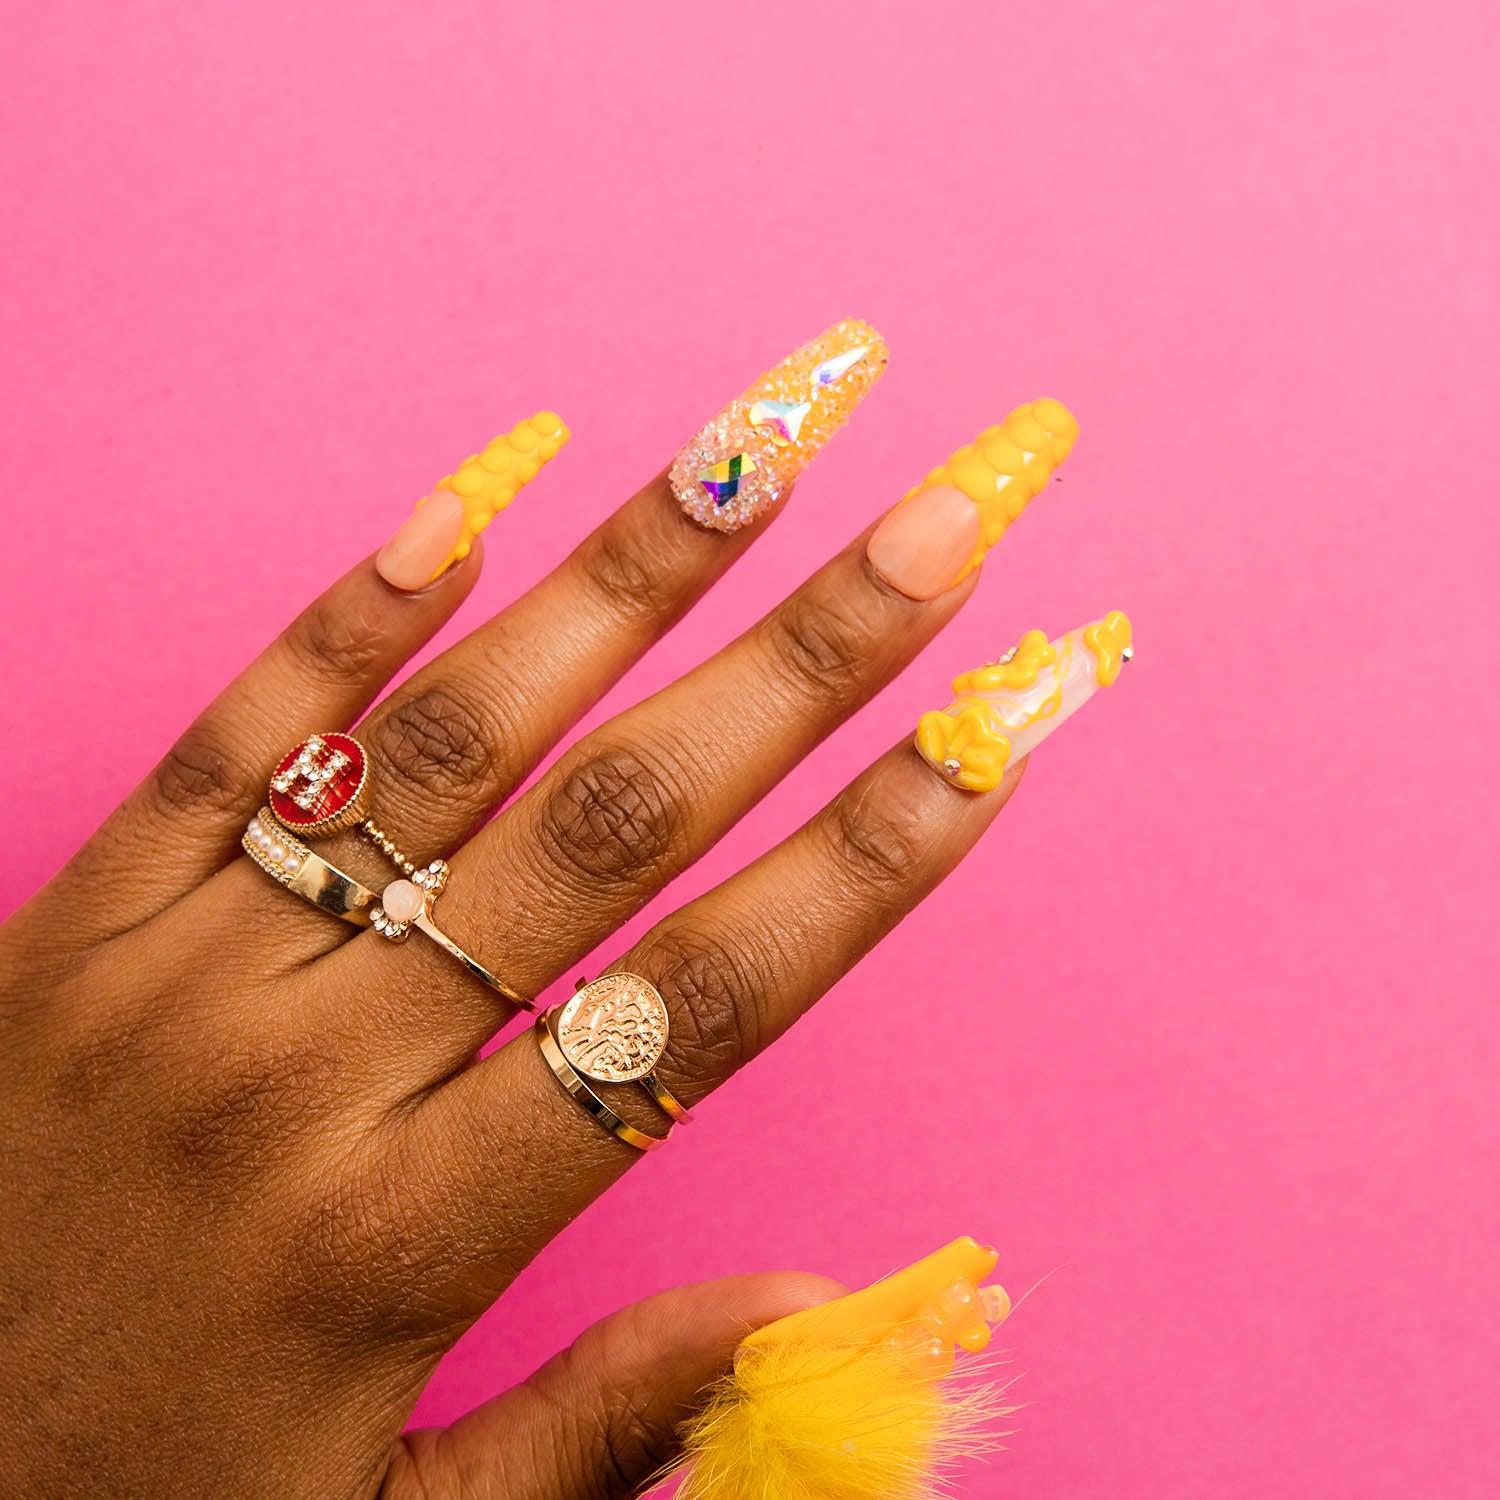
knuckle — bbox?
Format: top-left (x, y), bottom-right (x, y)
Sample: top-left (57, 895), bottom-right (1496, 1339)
top-left (538, 745), bottom-right (683, 885)
top-left (286, 593), bottom-right (389, 682)
top-left (764, 588), bottom-right (883, 704)
top-left (532, 1323), bottom-right (674, 1499)
top-left (153, 722), bottom-right (254, 815)
top-left (579, 514), bottom-right (681, 626)
top-left (377, 685), bottom-right (496, 801)
top-left (827, 783), bottom-right (927, 901)
top-left (643, 923), bottom-right (763, 1087)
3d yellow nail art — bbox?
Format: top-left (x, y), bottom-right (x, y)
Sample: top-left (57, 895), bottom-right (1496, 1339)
top-left (417, 410), bottom-right (571, 577)
top-left (904, 398), bottom-right (1079, 584)
top-left (670, 318), bottom-right (888, 532)
top-left (676, 1237), bottom-right (1013, 1500)
top-left (916, 611), bottom-right (1134, 791)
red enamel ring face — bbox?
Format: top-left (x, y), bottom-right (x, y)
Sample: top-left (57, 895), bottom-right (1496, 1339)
top-left (267, 732), bottom-right (369, 838)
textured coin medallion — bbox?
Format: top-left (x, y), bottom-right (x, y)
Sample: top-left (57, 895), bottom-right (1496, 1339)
top-left (555, 973), bottom-right (670, 1083)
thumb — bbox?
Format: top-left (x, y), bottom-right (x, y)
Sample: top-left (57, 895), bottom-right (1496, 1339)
top-left (384, 1271), bottom-right (844, 1500)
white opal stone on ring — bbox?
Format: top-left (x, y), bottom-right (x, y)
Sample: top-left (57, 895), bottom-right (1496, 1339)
top-left (380, 879), bottom-right (426, 924)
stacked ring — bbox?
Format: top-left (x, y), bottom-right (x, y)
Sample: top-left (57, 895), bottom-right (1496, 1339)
top-left (535, 972), bottom-right (693, 1150)
top-left (535, 1015), bottom-right (670, 1152)
top-left (241, 732), bottom-right (535, 1011)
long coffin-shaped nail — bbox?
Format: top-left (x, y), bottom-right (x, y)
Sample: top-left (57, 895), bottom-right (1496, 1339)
top-left (915, 611), bottom-right (1133, 791)
top-left (879, 399), bottom-right (1078, 594)
top-left (669, 318), bottom-right (888, 532)
top-left (378, 411), bottom-right (571, 589)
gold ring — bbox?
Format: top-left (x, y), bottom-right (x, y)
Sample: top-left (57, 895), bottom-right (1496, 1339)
top-left (267, 731), bottom-right (425, 876)
top-left (552, 972), bottom-right (693, 1123)
top-left (535, 1012), bottom-right (670, 1151)
top-left (241, 808), bottom-right (534, 1011)
top-left (242, 808), bottom-right (376, 924)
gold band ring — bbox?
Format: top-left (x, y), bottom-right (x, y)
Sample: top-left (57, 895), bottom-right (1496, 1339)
top-left (243, 809), bottom-right (375, 924)
top-left (241, 809), bottom-right (534, 1011)
top-left (537, 972), bottom-right (694, 1143)
top-left (535, 1012), bottom-right (671, 1152)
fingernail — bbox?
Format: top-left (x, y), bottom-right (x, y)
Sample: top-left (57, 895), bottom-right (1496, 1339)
top-left (670, 318), bottom-right (888, 532)
top-left (866, 485), bottom-right (981, 600)
top-left (897, 398), bottom-right (1079, 591)
top-left (387, 411), bottom-right (571, 587)
top-left (376, 489), bottom-right (467, 591)
top-left (915, 611), bottom-right (1134, 792)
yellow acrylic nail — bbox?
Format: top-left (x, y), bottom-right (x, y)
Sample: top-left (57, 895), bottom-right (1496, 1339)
top-left (742, 1235), bottom-right (1002, 1360)
top-left (905, 397), bottom-right (1079, 583)
top-left (677, 1237), bottom-right (1013, 1500)
top-left (419, 410), bottom-right (570, 577)
top-left (916, 611), bottom-right (1134, 792)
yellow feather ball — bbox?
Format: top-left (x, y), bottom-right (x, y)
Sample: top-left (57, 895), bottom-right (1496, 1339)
top-left (675, 1337), bottom-right (1009, 1500)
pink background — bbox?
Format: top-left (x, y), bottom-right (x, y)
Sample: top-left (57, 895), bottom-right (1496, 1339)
top-left (3, 2), bottom-right (1496, 1494)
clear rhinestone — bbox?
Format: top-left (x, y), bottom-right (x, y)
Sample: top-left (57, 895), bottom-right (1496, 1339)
top-left (809, 346), bottom-right (867, 388)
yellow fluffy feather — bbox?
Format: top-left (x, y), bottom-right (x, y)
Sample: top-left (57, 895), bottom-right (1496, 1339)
top-left (673, 1237), bottom-right (1015, 1500)
top-left (675, 1338), bottom-right (1010, 1500)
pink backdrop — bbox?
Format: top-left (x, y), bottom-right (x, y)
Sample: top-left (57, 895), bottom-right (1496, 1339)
top-left (3, 2), bottom-right (1496, 1494)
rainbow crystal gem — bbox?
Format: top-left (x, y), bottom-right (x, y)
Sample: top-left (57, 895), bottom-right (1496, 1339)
top-left (697, 452), bottom-right (758, 505)
top-left (810, 346), bottom-right (868, 389)
top-left (748, 398), bottom-right (813, 446)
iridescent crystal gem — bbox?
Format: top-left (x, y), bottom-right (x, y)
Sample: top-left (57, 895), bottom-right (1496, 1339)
top-left (748, 398), bottom-right (812, 446)
top-left (696, 452), bottom-right (758, 505)
top-left (809, 345), bottom-right (868, 389)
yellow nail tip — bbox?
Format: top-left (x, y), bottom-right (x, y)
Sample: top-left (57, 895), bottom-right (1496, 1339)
top-left (908, 397), bottom-right (1079, 579)
top-left (426, 409), bottom-right (571, 572)
top-left (743, 1237), bottom-right (1002, 1356)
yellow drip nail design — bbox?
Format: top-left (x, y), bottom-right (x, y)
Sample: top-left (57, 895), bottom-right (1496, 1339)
top-left (951, 628), bottom-right (1056, 695)
top-left (1085, 609), bottom-right (1133, 686)
top-left (905, 397), bottom-right (1079, 582)
top-left (421, 410), bottom-right (570, 576)
top-left (917, 611), bottom-right (1133, 792)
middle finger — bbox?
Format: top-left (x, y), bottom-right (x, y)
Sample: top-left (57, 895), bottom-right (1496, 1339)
top-left (320, 399), bottom-right (1079, 1072)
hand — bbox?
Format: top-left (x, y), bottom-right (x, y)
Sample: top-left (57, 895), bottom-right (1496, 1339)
top-left (0, 330), bottom-right (1096, 1497)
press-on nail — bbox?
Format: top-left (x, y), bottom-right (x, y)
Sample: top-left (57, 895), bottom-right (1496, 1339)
top-left (377, 489), bottom-right (467, 591)
top-left (669, 318), bottom-right (888, 533)
top-left (915, 611), bottom-right (1134, 791)
top-left (903, 398), bottom-right (1079, 588)
top-left (866, 485), bottom-right (981, 600)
